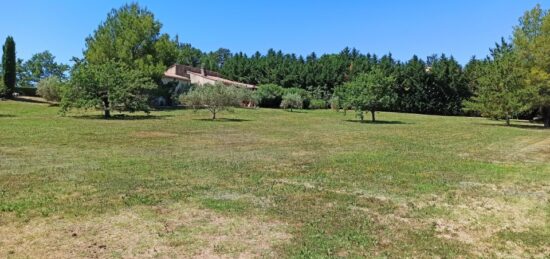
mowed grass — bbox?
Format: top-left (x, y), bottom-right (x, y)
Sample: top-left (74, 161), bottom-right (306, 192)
top-left (0, 100), bottom-right (549, 258)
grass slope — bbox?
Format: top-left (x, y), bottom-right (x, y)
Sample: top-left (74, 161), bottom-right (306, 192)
top-left (0, 100), bottom-right (549, 258)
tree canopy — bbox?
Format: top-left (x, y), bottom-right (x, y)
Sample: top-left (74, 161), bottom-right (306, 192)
top-left (336, 68), bottom-right (396, 122)
top-left (83, 3), bottom-right (172, 79)
top-left (180, 84), bottom-right (245, 120)
top-left (465, 39), bottom-right (529, 125)
top-left (19, 51), bottom-right (69, 87)
top-left (61, 60), bottom-right (156, 118)
top-left (513, 4), bottom-right (550, 127)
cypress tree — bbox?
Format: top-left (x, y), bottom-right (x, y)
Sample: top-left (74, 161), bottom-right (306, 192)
top-left (2, 36), bottom-right (16, 96)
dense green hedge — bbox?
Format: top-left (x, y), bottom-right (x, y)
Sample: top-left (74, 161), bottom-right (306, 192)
top-left (15, 87), bottom-right (38, 96)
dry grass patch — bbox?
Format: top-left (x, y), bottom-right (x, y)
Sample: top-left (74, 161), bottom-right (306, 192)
top-left (514, 137), bottom-right (550, 162)
top-left (430, 184), bottom-right (549, 257)
top-left (0, 203), bottom-right (291, 258)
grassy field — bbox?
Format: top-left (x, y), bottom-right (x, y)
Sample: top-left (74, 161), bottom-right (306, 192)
top-left (0, 100), bottom-right (549, 258)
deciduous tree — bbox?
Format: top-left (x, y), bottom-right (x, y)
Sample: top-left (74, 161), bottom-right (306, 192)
top-left (513, 4), bottom-right (550, 127)
top-left (62, 61), bottom-right (156, 118)
top-left (336, 68), bottom-right (396, 122)
top-left (19, 51), bottom-right (69, 87)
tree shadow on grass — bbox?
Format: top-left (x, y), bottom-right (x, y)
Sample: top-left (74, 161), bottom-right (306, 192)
top-left (12, 96), bottom-right (53, 105)
top-left (283, 110), bottom-right (308, 113)
top-left (345, 119), bottom-right (409, 125)
top-left (151, 105), bottom-right (186, 111)
top-left (193, 118), bottom-right (251, 122)
top-left (475, 122), bottom-right (547, 131)
top-left (0, 114), bottom-right (15, 118)
top-left (70, 114), bottom-right (174, 120)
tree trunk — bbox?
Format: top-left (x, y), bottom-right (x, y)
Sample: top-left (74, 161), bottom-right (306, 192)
top-left (371, 110), bottom-right (376, 122)
top-left (542, 106), bottom-right (550, 128)
top-left (505, 113), bottom-right (510, 126)
top-left (212, 111), bottom-right (216, 120)
top-left (359, 111), bottom-right (364, 123)
top-left (102, 97), bottom-right (111, 119)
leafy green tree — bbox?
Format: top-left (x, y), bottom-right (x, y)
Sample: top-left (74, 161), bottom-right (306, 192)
top-left (36, 76), bottom-right (65, 102)
top-left (2, 36), bottom-right (16, 96)
top-left (280, 93), bottom-right (303, 111)
top-left (513, 4), bottom-right (550, 127)
top-left (176, 43), bottom-right (203, 67)
top-left (84, 3), bottom-right (167, 79)
top-left (19, 51), bottom-right (69, 87)
top-left (465, 40), bottom-right (529, 125)
top-left (256, 84), bottom-right (285, 108)
top-left (337, 68), bottom-right (396, 122)
top-left (180, 84), bottom-right (244, 119)
top-left (62, 60), bottom-right (156, 118)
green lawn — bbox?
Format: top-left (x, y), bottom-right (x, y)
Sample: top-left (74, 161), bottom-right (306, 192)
top-left (0, 100), bottom-right (549, 258)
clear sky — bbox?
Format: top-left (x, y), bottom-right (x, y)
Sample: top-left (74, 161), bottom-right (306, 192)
top-left (0, 0), bottom-right (544, 65)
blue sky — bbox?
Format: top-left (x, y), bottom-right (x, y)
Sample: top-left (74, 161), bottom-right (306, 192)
top-left (0, 1), bottom-right (544, 65)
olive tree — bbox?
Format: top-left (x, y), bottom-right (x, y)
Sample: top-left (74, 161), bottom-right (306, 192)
top-left (37, 76), bottom-right (65, 102)
top-left (180, 83), bottom-right (244, 120)
top-left (280, 93), bottom-right (303, 112)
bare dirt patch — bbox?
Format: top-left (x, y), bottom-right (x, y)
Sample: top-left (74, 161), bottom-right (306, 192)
top-left (0, 203), bottom-right (290, 258)
top-left (131, 131), bottom-right (178, 138)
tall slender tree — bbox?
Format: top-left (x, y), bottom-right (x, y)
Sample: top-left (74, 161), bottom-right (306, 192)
top-left (2, 36), bottom-right (16, 96)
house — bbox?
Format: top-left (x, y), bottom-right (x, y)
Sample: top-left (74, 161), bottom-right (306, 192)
top-left (162, 64), bottom-right (256, 90)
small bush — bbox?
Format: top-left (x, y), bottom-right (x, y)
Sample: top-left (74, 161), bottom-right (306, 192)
top-left (280, 93), bottom-right (303, 111)
top-left (0, 77), bottom-right (5, 97)
top-left (284, 87), bottom-right (311, 108)
top-left (330, 96), bottom-right (340, 111)
top-left (309, 99), bottom-right (326, 109)
top-left (36, 77), bottom-right (64, 101)
top-left (238, 88), bottom-right (260, 108)
top-left (256, 84), bottom-right (285, 108)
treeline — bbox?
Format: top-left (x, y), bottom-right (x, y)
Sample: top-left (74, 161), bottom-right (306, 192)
top-left (215, 50), bottom-right (470, 115)
top-left (2, 3), bottom-right (549, 127)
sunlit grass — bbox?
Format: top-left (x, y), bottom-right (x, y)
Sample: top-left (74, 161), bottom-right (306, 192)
top-left (0, 100), bottom-right (549, 257)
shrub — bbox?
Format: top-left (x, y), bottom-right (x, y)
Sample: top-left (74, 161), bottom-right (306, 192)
top-left (284, 87), bottom-right (311, 108)
top-left (329, 96), bottom-right (340, 111)
top-left (0, 77), bottom-right (5, 97)
top-left (256, 84), bottom-right (285, 108)
top-left (36, 77), bottom-right (64, 101)
top-left (180, 83), bottom-right (243, 119)
top-left (309, 99), bottom-right (326, 109)
top-left (238, 88), bottom-right (260, 108)
top-left (280, 93), bottom-right (303, 111)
